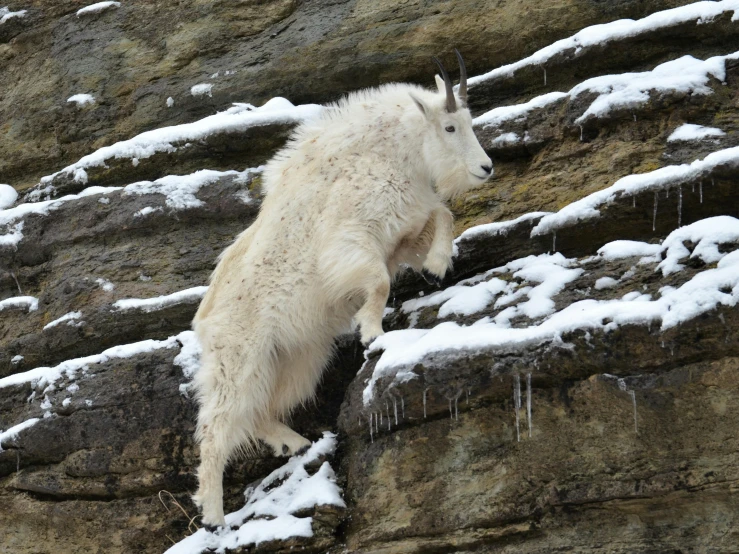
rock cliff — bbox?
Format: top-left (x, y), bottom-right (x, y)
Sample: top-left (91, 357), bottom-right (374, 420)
top-left (1, 1), bottom-right (738, 553)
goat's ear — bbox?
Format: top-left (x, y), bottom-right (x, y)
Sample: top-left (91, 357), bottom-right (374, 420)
top-left (409, 92), bottom-right (430, 120)
top-left (435, 74), bottom-right (445, 94)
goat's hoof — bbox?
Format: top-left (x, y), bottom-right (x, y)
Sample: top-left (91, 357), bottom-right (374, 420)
top-left (281, 444), bottom-right (289, 456)
top-left (295, 444), bottom-right (310, 456)
top-left (421, 269), bottom-right (444, 288)
top-left (203, 523), bottom-right (221, 534)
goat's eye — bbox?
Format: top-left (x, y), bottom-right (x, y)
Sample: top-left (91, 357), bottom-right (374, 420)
top-left (445, 125), bottom-right (455, 133)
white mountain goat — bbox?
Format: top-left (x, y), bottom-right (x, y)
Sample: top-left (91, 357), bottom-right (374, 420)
top-left (191, 51), bottom-right (493, 528)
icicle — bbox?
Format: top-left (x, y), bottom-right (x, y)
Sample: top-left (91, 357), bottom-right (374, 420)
top-left (423, 388), bottom-right (427, 419)
top-left (632, 196), bottom-right (636, 208)
top-left (386, 403), bottom-right (390, 431)
top-left (449, 398), bottom-right (453, 420)
top-left (666, 188), bottom-right (669, 199)
top-left (393, 398), bottom-right (398, 426)
top-left (543, 67), bottom-right (547, 85)
top-left (369, 415), bottom-right (373, 443)
top-left (379, 409), bottom-right (383, 426)
top-left (466, 389), bottom-right (470, 405)
top-left (633, 113), bottom-right (636, 122)
top-left (692, 182), bottom-right (695, 193)
top-left (629, 390), bottom-right (638, 434)
top-left (579, 125), bottom-right (583, 141)
top-left (677, 185), bottom-right (682, 227)
top-left (514, 374), bottom-right (521, 442)
top-left (652, 192), bottom-right (658, 231)
top-left (700, 181), bottom-right (703, 203)
top-left (552, 232), bottom-right (556, 252)
top-left (454, 395), bottom-right (459, 421)
top-left (375, 411), bottom-right (379, 434)
top-left (712, 178), bottom-right (714, 187)
top-left (401, 397), bottom-right (405, 419)
top-left (526, 373), bottom-right (532, 438)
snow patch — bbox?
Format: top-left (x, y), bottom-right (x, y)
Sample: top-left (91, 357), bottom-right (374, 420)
top-left (166, 96), bottom-right (174, 108)
top-left (532, 144), bottom-right (739, 237)
top-left (0, 296), bottom-right (38, 312)
top-left (657, 216), bottom-right (739, 275)
top-left (474, 92), bottom-right (567, 129)
top-left (95, 278), bottom-right (115, 292)
top-left (67, 94), bottom-right (95, 106)
top-left (0, 418), bottom-right (39, 451)
top-left (0, 6), bottom-right (27, 24)
top-left (113, 285), bottom-right (208, 313)
top-left (598, 240), bottom-right (663, 261)
top-left (190, 83), bottom-right (213, 98)
top-left (456, 212), bottom-right (552, 243)
top-left (668, 123), bottom-right (726, 142)
top-left (363, 217), bottom-right (739, 405)
top-left (43, 311), bottom-right (83, 330)
top-left (124, 167), bottom-right (260, 211)
top-left (468, 0), bottom-right (739, 86)
top-left (76, 1), bottom-right (120, 16)
top-left (571, 53), bottom-right (736, 124)
top-left (133, 206), bottom-right (162, 218)
top-left (595, 276), bottom-right (619, 290)
top-left (33, 99), bottom-right (321, 195)
top-left (0, 331), bottom-right (192, 392)
top-left (0, 184), bottom-right (18, 209)
top-left (0, 186), bottom-right (120, 247)
top-left (173, 330), bottom-right (201, 381)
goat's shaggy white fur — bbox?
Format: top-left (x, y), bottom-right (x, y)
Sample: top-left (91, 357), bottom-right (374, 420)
top-left (192, 79), bottom-right (492, 526)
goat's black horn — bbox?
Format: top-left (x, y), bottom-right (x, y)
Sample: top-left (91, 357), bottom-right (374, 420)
top-left (455, 49), bottom-right (467, 105)
top-left (432, 56), bottom-right (456, 113)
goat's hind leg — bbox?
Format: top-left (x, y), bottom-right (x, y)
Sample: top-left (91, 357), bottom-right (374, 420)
top-left (193, 400), bottom-right (245, 528)
top-left (192, 344), bottom-right (260, 529)
top-left (257, 344), bottom-right (329, 456)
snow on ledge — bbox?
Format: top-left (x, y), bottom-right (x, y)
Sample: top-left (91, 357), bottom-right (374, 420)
top-left (43, 311), bottom-right (83, 330)
top-left (456, 212), bottom-right (552, 243)
top-left (363, 217), bottom-right (739, 406)
top-left (474, 51), bottom-right (738, 133)
top-left (668, 123), bottom-right (726, 142)
top-left (0, 184), bottom-right (18, 209)
top-left (0, 6), bottom-right (27, 24)
top-left (0, 332), bottom-right (192, 392)
top-left (531, 144), bottom-right (739, 237)
top-left (473, 92), bottom-right (567, 129)
top-left (0, 296), bottom-right (38, 312)
top-left (67, 94), bottom-right (95, 106)
top-left (1, 167), bottom-right (261, 247)
top-left (0, 418), bottom-right (39, 451)
top-left (113, 286), bottom-right (208, 313)
top-left (165, 432), bottom-right (345, 554)
top-left (467, 0), bottom-right (739, 87)
top-left (33, 98), bottom-right (321, 194)
top-left (76, 1), bottom-right (120, 16)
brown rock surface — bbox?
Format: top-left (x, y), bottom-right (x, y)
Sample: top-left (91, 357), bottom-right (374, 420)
top-left (1, 0), bottom-right (739, 552)
top-left (2, 0), bottom-right (695, 191)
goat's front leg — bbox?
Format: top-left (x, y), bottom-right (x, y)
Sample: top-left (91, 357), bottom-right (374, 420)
top-left (421, 207), bottom-right (455, 286)
top-left (354, 264), bottom-right (391, 346)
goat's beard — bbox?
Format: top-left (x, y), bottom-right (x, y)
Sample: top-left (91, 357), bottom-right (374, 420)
top-left (434, 164), bottom-right (485, 201)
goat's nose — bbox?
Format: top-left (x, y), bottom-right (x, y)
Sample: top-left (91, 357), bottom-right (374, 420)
top-left (481, 164), bottom-right (493, 174)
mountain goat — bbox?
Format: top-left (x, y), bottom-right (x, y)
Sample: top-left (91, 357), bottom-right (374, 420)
top-left (191, 51), bottom-right (493, 528)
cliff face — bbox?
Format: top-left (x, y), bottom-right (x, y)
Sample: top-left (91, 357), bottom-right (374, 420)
top-left (1, 1), bottom-right (739, 553)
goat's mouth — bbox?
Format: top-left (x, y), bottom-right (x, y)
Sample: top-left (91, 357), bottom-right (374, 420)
top-left (469, 170), bottom-right (492, 181)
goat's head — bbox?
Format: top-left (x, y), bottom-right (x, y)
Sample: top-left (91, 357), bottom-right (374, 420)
top-left (410, 50), bottom-right (493, 199)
